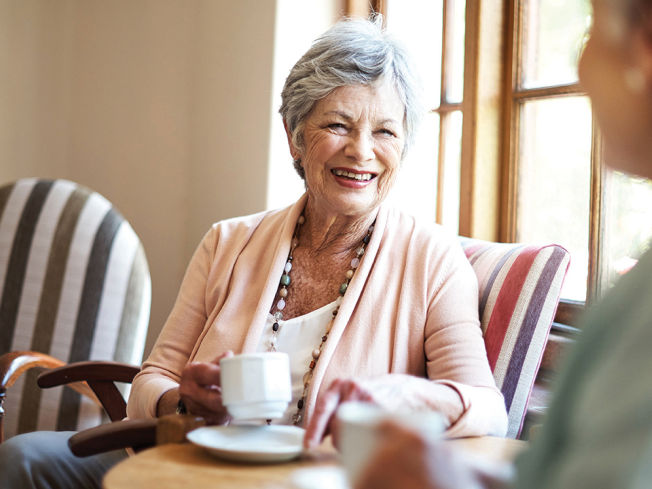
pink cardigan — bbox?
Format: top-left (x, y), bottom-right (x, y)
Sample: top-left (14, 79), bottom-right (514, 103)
top-left (127, 195), bottom-right (508, 437)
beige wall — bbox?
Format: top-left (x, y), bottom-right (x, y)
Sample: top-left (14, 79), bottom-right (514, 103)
top-left (0, 0), bottom-right (329, 357)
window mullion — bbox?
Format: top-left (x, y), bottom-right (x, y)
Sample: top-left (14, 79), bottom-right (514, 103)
top-left (500, 0), bottom-right (519, 242)
top-left (437, 1), bottom-right (449, 225)
top-left (588, 118), bottom-right (605, 304)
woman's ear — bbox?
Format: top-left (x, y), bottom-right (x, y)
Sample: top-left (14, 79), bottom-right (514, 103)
top-left (283, 120), bottom-right (301, 161)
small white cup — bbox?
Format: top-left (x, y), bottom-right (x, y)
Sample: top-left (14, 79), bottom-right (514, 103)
top-left (219, 352), bottom-right (292, 420)
top-left (336, 401), bottom-right (446, 486)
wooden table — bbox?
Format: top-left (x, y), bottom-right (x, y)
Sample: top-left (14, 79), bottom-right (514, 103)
top-left (103, 436), bottom-right (525, 489)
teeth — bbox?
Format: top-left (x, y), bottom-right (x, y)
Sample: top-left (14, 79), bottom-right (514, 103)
top-left (333, 169), bottom-right (373, 181)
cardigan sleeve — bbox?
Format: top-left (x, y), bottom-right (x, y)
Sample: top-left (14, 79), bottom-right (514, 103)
top-left (423, 236), bottom-right (508, 437)
top-left (126, 225), bottom-right (218, 419)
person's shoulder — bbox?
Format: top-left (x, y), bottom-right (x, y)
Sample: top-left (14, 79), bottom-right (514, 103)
top-left (383, 206), bottom-right (461, 250)
top-left (207, 205), bottom-right (290, 237)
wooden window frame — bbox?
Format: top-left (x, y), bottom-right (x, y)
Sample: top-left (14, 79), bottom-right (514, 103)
top-left (349, 0), bottom-right (600, 330)
top-left (345, 0), bottom-right (385, 18)
top-left (502, 0), bottom-right (604, 327)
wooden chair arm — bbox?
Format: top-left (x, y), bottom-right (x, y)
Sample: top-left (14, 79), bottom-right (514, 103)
top-left (37, 361), bottom-right (140, 387)
top-left (69, 415), bottom-right (206, 457)
top-left (0, 351), bottom-right (65, 390)
top-left (38, 361), bottom-right (141, 422)
top-left (69, 418), bottom-right (157, 456)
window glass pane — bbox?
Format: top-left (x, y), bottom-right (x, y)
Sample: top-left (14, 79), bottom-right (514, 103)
top-left (386, 0), bottom-right (443, 109)
top-left (516, 96), bottom-right (592, 301)
top-left (389, 112), bottom-right (440, 222)
top-left (440, 110), bottom-right (463, 232)
top-left (443, 0), bottom-right (465, 103)
top-left (600, 171), bottom-right (652, 291)
top-left (520, 0), bottom-right (591, 89)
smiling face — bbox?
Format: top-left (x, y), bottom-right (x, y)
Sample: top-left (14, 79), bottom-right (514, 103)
top-left (288, 82), bottom-right (406, 220)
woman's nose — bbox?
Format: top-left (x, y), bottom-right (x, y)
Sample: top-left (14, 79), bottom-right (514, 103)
top-left (344, 131), bottom-right (375, 162)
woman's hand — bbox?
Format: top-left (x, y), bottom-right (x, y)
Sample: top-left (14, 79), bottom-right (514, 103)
top-left (355, 421), bottom-right (512, 489)
top-left (303, 378), bottom-right (374, 449)
top-left (178, 350), bottom-right (234, 425)
top-left (303, 374), bottom-right (460, 449)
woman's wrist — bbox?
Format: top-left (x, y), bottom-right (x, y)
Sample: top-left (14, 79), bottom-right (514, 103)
top-left (157, 388), bottom-right (183, 417)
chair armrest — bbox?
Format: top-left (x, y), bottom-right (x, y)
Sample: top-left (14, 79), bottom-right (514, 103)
top-left (0, 351), bottom-right (65, 390)
top-left (37, 361), bottom-right (140, 387)
top-left (69, 418), bottom-right (157, 456)
top-left (69, 415), bottom-right (206, 457)
top-left (38, 361), bottom-right (141, 422)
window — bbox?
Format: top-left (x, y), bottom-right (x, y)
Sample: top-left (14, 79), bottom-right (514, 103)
top-left (382, 0), bottom-right (465, 228)
top-left (387, 1), bottom-right (466, 229)
top-left (352, 0), bottom-right (652, 324)
top-left (507, 0), bottom-right (652, 310)
top-left (506, 1), bottom-right (592, 303)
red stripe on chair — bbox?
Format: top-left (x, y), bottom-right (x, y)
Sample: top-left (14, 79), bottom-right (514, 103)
top-left (462, 242), bottom-right (487, 264)
top-left (500, 247), bottom-right (568, 410)
top-left (483, 247), bottom-right (541, 370)
top-left (477, 246), bottom-right (523, 320)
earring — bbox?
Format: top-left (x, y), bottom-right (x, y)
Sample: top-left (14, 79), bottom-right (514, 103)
top-left (624, 67), bottom-right (646, 93)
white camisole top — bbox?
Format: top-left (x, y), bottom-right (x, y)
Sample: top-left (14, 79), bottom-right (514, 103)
top-left (256, 300), bottom-right (337, 425)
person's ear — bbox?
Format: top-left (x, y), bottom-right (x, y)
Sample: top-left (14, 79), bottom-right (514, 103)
top-left (283, 120), bottom-right (301, 161)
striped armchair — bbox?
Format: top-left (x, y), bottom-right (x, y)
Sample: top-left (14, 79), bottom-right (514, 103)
top-left (0, 178), bottom-right (150, 441)
top-left (461, 238), bottom-right (570, 438)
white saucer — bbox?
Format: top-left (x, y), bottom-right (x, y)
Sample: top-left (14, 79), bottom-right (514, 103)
top-left (187, 424), bottom-right (305, 463)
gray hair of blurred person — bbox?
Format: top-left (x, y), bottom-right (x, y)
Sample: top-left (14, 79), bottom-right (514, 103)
top-left (279, 16), bottom-right (424, 180)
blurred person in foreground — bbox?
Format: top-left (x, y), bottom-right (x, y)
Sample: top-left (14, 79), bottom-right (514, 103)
top-left (356, 1), bottom-right (652, 488)
top-left (0, 16), bottom-right (507, 489)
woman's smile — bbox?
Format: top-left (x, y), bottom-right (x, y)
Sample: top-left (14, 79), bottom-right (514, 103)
top-left (331, 167), bottom-right (378, 188)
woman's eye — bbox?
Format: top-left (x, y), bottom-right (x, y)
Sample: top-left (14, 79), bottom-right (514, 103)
top-left (378, 128), bottom-right (396, 137)
top-left (328, 123), bottom-right (346, 130)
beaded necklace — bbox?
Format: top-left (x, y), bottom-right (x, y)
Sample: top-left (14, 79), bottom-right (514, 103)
top-left (268, 214), bottom-right (375, 425)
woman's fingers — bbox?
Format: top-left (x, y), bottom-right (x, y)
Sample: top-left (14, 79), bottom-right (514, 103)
top-left (211, 350), bottom-right (234, 366)
top-left (304, 385), bottom-right (341, 448)
top-left (303, 378), bottom-right (375, 449)
top-left (184, 361), bottom-right (222, 387)
top-left (179, 359), bottom-right (231, 424)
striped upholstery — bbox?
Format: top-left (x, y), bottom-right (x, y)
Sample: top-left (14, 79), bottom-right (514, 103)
top-left (461, 238), bottom-right (570, 438)
top-left (0, 178), bottom-right (150, 439)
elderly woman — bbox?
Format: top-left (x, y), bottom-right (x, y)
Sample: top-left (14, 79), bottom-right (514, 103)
top-left (135, 17), bottom-right (506, 445)
top-left (0, 17), bottom-right (506, 489)
top-left (355, 1), bottom-right (652, 488)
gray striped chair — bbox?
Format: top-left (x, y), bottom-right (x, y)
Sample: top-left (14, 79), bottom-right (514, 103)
top-left (0, 178), bottom-right (150, 442)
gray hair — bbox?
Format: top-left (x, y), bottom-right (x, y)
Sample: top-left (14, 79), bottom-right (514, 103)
top-left (279, 16), bottom-right (424, 179)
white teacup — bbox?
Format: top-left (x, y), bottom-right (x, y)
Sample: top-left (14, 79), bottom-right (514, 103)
top-left (336, 401), bottom-right (446, 486)
top-left (219, 352), bottom-right (292, 420)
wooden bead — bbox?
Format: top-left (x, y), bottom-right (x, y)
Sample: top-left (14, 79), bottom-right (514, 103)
top-left (303, 371), bottom-right (312, 384)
